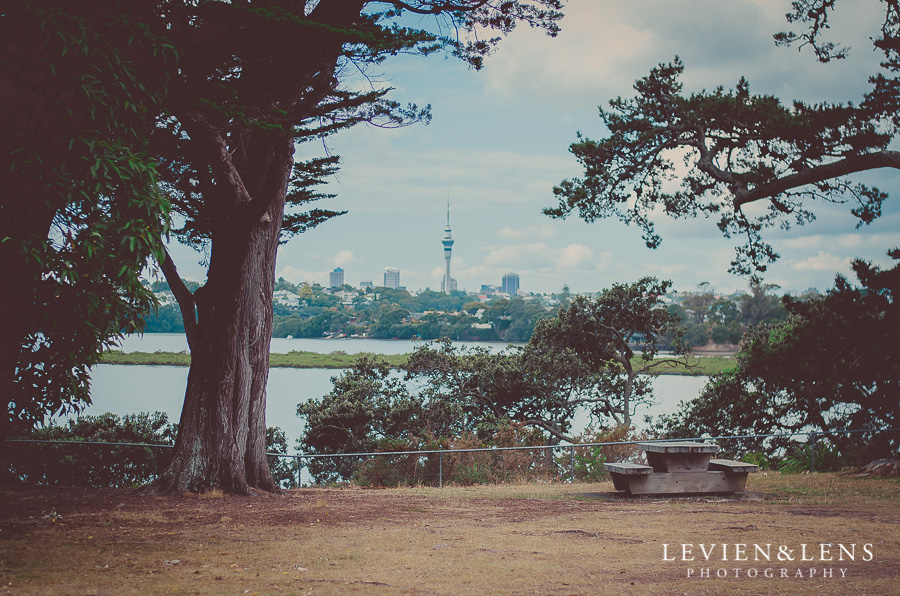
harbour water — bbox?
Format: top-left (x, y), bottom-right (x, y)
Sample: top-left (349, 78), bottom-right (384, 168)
top-left (82, 334), bottom-right (709, 450)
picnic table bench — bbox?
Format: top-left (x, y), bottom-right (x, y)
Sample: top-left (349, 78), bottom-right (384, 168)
top-left (604, 442), bottom-right (758, 496)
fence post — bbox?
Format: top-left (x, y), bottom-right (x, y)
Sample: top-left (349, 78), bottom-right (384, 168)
top-left (298, 457), bottom-right (302, 488)
top-left (569, 445), bottom-right (575, 482)
top-left (809, 432), bottom-right (818, 473)
top-left (438, 451), bottom-right (443, 488)
top-left (152, 446), bottom-right (158, 478)
top-left (545, 446), bottom-right (551, 476)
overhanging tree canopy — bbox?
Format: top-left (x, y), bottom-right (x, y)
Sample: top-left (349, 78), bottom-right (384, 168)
top-left (143, 0), bottom-right (564, 494)
top-left (0, 1), bottom-right (172, 449)
top-left (545, 1), bottom-right (899, 278)
top-left (654, 250), bottom-right (899, 464)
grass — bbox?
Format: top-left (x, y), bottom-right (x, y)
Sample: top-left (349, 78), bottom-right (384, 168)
top-left (646, 355), bottom-right (735, 376)
top-left (100, 350), bottom-right (734, 375)
top-left (1, 473), bottom-right (897, 595)
top-left (101, 350), bottom-right (409, 369)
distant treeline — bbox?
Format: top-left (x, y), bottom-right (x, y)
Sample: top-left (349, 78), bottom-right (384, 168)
top-left (141, 278), bottom-right (799, 347)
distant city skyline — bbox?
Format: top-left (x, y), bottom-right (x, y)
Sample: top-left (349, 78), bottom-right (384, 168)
top-left (163, 1), bottom-right (899, 296)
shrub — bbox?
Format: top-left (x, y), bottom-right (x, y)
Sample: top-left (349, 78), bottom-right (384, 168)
top-left (7, 412), bottom-right (296, 488)
top-left (777, 440), bottom-right (847, 474)
top-left (6, 412), bottom-right (176, 487)
top-left (741, 451), bottom-right (772, 471)
top-left (350, 422), bottom-right (553, 488)
top-left (569, 426), bottom-right (645, 481)
top-left (266, 427), bottom-right (300, 489)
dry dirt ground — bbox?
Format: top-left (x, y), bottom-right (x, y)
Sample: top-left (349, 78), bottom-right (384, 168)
top-left (0, 474), bottom-right (898, 595)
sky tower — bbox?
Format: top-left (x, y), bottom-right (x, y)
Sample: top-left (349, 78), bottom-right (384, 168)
top-left (441, 197), bottom-right (455, 293)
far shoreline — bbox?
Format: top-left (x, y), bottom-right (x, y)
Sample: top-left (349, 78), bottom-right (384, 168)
top-left (100, 350), bottom-right (735, 376)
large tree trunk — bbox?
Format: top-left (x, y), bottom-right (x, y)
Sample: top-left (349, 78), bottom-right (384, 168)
top-left (145, 138), bottom-right (292, 495)
top-left (144, 0), bottom-right (366, 495)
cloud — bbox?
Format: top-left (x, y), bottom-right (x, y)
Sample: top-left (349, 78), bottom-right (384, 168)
top-left (483, 243), bottom-right (550, 268)
top-left (331, 250), bottom-right (358, 267)
top-left (277, 265), bottom-right (328, 286)
top-left (791, 251), bottom-right (852, 272)
top-left (781, 232), bottom-right (900, 253)
top-left (556, 243), bottom-right (595, 269)
top-left (497, 224), bottom-right (558, 241)
top-left (484, 0), bottom-right (879, 110)
top-left (481, 242), bottom-right (608, 271)
top-left (270, 0), bottom-right (897, 297)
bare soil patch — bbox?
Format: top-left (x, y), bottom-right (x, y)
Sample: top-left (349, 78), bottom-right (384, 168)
top-left (1, 474), bottom-right (897, 595)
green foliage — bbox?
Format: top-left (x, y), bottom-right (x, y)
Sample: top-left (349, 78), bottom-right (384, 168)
top-left (740, 452), bottom-right (772, 471)
top-left (148, 279), bottom-right (201, 294)
top-left (452, 459), bottom-right (491, 486)
top-left (6, 411), bottom-right (296, 488)
top-left (265, 286), bottom-right (553, 342)
top-left (6, 412), bottom-right (177, 487)
top-left (571, 446), bottom-right (607, 482)
top-left (546, 3), bottom-right (900, 278)
top-left (141, 303), bottom-right (187, 333)
top-left (298, 281), bottom-right (694, 482)
top-left (777, 440), bottom-right (847, 475)
top-left (274, 312), bottom-right (335, 338)
top-left (297, 355), bottom-right (420, 483)
top-left (1, 1), bottom-right (172, 438)
top-left (569, 426), bottom-right (645, 482)
top-left (668, 282), bottom-right (787, 348)
top-left (479, 297), bottom-right (555, 342)
top-left (296, 342), bottom-right (577, 483)
top-left (653, 252), bottom-right (900, 465)
top-left (350, 423), bottom-right (550, 488)
top-left (529, 277), bottom-right (690, 427)
top-left (265, 426), bottom-right (299, 489)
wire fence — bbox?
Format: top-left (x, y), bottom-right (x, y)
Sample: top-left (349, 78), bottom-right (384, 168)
top-left (4, 428), bottom-right (898, 489)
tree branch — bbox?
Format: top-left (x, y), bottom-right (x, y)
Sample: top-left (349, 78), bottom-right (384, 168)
top-left (158, 246), bottom-right (199, 350)
top-left (384, 0), bottom-right (490, 15)
top-left (522, 418), bottom-right (576, 443)
top-left (733, 150), bottom-right (900, 209)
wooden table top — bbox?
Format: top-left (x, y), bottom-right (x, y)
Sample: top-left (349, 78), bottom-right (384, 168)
top-left (637, 442), bottom-right (720, 454)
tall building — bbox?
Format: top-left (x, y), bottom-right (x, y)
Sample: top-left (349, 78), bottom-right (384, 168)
top-left (502, 272), bottom-right (519, 296)
top-left (383, 267), bottom-right (400, 289)
top-left (329, 267), bottom-right (344, 289)
top-left (441, 198), bottom-right (456, 293)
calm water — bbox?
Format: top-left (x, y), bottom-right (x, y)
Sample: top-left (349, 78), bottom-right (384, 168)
top-left (112, 333), bottom-right (514, 355)
top-left (84, 334), bottom-right (708, 450)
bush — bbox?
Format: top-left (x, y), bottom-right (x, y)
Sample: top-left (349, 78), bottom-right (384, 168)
top-left (6, 412), bottom-right (177, 487)
top-left (569, 426), bottom-right (645, 482)
top-left (777, 440), bottom-right (848, 474)
top-left (6, 412), bottom-right (296, 488)
top-left (266, 427), bottom-right (300, 489)
top-left (740, 451), bottom-right (772, 471)
top-left (349, 422), bottom-right (552, 488)
top-left (353, 437), bottom-right (435, 488)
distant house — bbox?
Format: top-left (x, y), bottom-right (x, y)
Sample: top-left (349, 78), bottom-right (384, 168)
top-left (154, 290), bottom-right (177, 306)
top-left (273, 289), bottom-right (301, 309)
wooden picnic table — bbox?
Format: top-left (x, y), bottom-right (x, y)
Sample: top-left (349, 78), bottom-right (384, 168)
top-left (604, 442), bottom-right (758, 496)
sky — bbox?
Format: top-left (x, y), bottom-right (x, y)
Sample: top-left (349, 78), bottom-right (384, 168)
top-left (166, 0), bottom-right (900, 296)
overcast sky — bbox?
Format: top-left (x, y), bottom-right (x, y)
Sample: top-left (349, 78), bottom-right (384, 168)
top-left (167, 0), bottom-right (900, 296)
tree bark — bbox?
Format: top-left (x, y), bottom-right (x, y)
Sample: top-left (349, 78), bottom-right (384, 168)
top-left (143, 0), bottom-right (362, 495)
top-left (145, 137), bottom-right (292, 495)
